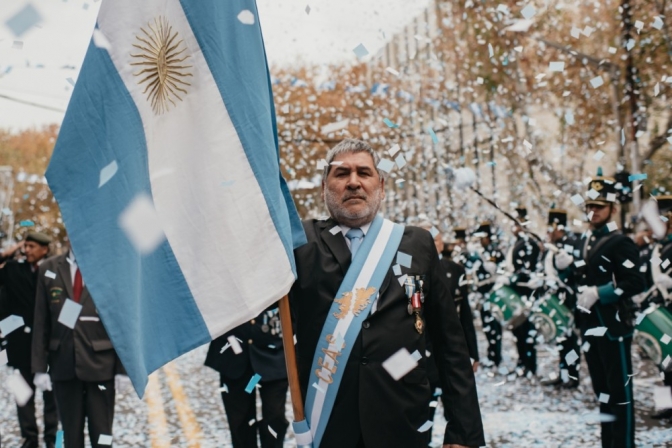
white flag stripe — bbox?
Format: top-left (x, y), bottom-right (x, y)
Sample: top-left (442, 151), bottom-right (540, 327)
top-left (98, 0), bottom-right (293, 336)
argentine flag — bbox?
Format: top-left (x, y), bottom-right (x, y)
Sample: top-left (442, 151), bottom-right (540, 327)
top-left (46, 0), bottom-right (306, 395)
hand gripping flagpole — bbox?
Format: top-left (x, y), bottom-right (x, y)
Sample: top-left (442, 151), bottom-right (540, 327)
top-left (278, 295), bottom-right (314, 447)
top-left (447, 166), bottom-right (544, 244)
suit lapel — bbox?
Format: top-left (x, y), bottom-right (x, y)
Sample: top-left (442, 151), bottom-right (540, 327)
top-left (319, 219), bottom-right (351, 276)
top-left (56, 256), bottom-right (75, 301)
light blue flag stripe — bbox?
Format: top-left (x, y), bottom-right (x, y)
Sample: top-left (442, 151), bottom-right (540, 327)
top-left (46, 38), bottom-right (210, 395)
top-left (181, 0), bottom-right (306, 269)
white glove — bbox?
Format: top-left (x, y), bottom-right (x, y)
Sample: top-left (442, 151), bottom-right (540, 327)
top-left (656, 274), bottom-right (672, 290)
top-left (34, 373), bottom-right (52, 392)
top-left (527, 276), bottom-right (544, 290)
top-left (554, 251), bottom-right (574, 271)
top-left (577, 286), bottom-right (600, 312)
top-left (115, 374), bottom-right (132, 393)
top-left (494, 275), bottom-right (511, 289)
top-left (483, 261), bottom-right (497, 275)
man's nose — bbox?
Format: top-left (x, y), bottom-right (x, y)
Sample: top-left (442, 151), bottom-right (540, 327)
top-left (346, 173), bottom-right (362, 188)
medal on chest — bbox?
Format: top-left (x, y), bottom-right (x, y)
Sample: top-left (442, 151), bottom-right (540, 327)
top-left (405, 275), bottom-right (425, 334)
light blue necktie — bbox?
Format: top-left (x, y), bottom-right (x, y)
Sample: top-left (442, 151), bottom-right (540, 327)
top-left (345, 228), bottom-right (364, 258)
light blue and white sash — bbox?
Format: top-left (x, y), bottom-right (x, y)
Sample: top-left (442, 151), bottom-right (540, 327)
top-left (300, 215), bottom-right (404, 447)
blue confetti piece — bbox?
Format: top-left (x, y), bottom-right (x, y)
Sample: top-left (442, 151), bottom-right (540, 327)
top-left (19, 220), bottom-right (35, 227)
top-left (486, 161), bottom-right (497, 167)
top-left (383, 118), bottom-right (399, 128)
top-left (396, 251), bottom-right (412, 269)
top-left (5, 4), bottom-right (43, 38)
top-left (244, 373), bottom-right (262, 393)
top-left (353, 43), bottom-right (369, 58)
top-left (220, 180), bottom-right (236, 187)
top-left (56, 430), bottom-right (64, 448)
top-left (428, 127), bottom-right (438, 144)
top-left (376, 159), bottom-right (395, 173)
top-left (627, 173), bottom-right (647, 182)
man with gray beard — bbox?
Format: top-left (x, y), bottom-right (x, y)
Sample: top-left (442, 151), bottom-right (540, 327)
top-left (289, 139), bottom-right (484, 448)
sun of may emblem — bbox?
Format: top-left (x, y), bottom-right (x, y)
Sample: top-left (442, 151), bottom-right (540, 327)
top-left (130, 17), bottom-right (193, 115)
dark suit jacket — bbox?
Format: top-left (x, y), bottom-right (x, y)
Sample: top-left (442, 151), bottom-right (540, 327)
top-left (0, 260), bottom-right (39, 370)
top-left (204, 306), bottom-right (286, 382)
top-left (32, 253), bottom-right (124, 382)
top-left (290, 219), bottom-right (484, 448)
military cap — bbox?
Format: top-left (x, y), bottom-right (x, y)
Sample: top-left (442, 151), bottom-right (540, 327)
top-left (656, 195), bottom-right (672, 216)
top-left (547, 203), bottom-right (568, 228)
top-left (586, 167), bottom-right (618, 205)
top-left (454, 227), bottom-right (467, 240)
top-left (515, 207), bottom-right (528, 220)
top-left (473, 222), bottom-right (492, 237)
top-left (25, 231), bottom-right (52, 246)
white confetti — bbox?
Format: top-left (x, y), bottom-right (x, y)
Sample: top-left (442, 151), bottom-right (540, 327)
top-left (99, 160), bottom-right (118, 187)
top-left (321, 119), bottom-right (349, 134)
top-left (606, 222), bottom-right (618, 232)
top-left (661, 334), bottom-right (671, 345)
top-left (92, 28), bottom-right (112, 50)
top-left (549, 61), bottom-right (565, 72)
top-left (98, 434), bottom-right (113, 445)
top-left (598, 393), bottom-right (610, 404)
top-left (118, 194), bottom-right (166, 255)
top-left (565, 350), bottom-right (579, 366)
top-left (382, 348), bottom-right (418, 380)
top-left (228, 335), bottom-right (243, 354)
top-left (7, 371), bottom-right (33, 406)
top-left (388, 144), bottom-right (401, 156)
top-left (58, 299), bottom-right (83, 329)
top-left (622, 259), bottom-right (635, 269)
top-left (593, 150), bottom-right (605, 160)
top-left (585, 327), bottom-right (608, 337)
top-left (653, 17), bottom-right (664, 30)
top-left (520, 4), bottom-right (536, 20)
top-left (44, 270), bottom-right (56, 279)
top-left (417, 420), bottom-right (434, 433)
top-left (590, 76), bottom-right (604, 88)
top-left (570, 194), bottom-right (584, 205)
top-left (0, 315), bottom-right (25, 337)
top-left (237, 10), bottom-right (255, 25)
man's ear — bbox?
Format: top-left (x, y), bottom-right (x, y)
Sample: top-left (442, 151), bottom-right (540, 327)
top-left (380, 177), bottom-right (386, 201)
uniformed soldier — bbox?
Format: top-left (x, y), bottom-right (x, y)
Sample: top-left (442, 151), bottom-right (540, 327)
top-left (204, 307), bottom-right (288, 448)
top-left (504, 207), bottom-right (541, 377)
top-left (642, 193), bottom-right (672, 420)
top-left (540, 206), bottom-right (581, 389)
top-left (0, 233), bottom-right (58, 448)
top-left (465, 222), bottom-right (505, 367)
top-left (574, 168), bottom-right (645, 448)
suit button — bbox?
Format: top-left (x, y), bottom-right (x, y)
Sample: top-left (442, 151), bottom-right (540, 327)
top-left (362, 321), bottom-right (370, 329)
top-left (250, 319), bottom-right (256, 325)
top-left (587, 246), bottom-right (592, 250)
top-left (591, 237), bottom-right (596, 241)
top-left (248, 339), bottom-right (253, 345)
top-left (361, 357), bottom-right (368, 365)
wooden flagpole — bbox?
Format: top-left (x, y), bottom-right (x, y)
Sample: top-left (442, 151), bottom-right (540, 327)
top-left (278, 294), bottom-right (305, 421)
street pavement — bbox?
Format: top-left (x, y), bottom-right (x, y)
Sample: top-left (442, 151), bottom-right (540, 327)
top-left (2, 326), bottom-right (671, 447)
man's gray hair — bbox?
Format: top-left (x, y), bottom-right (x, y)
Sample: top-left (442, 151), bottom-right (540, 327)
top-left (322, 138), bottom-right (382, 184)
